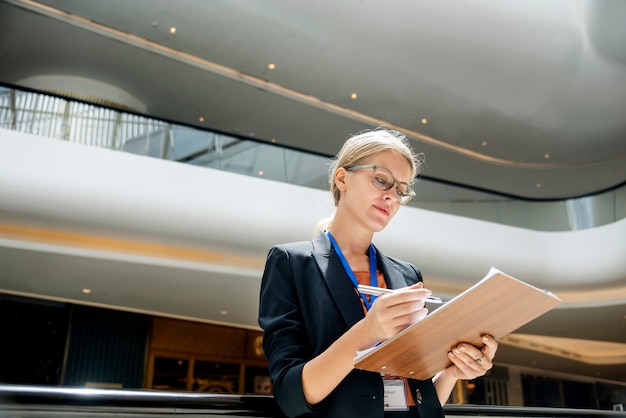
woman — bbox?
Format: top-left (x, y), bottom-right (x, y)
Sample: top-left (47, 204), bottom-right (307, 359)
top-left (258, 129), bottom-right (497, 417)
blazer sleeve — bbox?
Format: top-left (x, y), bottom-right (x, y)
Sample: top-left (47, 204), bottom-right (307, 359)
top-left (258, 244), bottom-right (320, 417)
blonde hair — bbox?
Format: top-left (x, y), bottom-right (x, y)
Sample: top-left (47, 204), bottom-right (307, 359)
top-left (314, 128), bottom-right (422, 234)
top-left (329, 128), bottom-right (421, 206)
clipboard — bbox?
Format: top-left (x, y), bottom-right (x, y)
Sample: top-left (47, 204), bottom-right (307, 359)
top-left (354, 267), bottom-right (561, 380)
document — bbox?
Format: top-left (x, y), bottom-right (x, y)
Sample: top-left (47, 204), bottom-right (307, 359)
top-left (354, 267), bottom-right (561, 380)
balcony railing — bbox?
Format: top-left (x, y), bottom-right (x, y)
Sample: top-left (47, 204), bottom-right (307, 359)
top-left (1, 83), bottom-right (624, 231)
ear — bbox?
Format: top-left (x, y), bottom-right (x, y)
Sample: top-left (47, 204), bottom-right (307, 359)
top-left (334, 167), bottom-right (348, 192)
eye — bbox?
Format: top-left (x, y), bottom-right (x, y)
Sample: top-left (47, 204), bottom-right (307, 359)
top-left (373, 170), bottom-right (392, 190)
top-left (396, 184), bottom-right (410, 196)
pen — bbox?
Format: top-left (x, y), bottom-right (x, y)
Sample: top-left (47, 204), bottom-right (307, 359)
top-left (357, 284), bottom-right (446, 304)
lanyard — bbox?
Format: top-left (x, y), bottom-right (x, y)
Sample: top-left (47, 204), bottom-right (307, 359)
top-left (326, 231), bottom-right (378, 310)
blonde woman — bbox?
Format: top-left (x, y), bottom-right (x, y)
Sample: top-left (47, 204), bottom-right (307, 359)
top-left (259, 129), bottom-right (497, 417)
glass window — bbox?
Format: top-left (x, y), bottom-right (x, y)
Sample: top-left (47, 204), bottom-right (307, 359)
top-left (245, 366), bottom-right (272, 394)
top-left (193, 361), bottom-right (239, 393)
top-left (152, 357), bottom-right (189, 390)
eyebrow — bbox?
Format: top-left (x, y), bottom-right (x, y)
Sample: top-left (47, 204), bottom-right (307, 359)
top-left (378, 165), bottom-right (411, 185)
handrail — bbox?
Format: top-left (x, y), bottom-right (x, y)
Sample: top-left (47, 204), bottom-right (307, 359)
top-left (1, 83), bottom-right (624, 231)
top-left (1, 385), bottom-right (623, 417)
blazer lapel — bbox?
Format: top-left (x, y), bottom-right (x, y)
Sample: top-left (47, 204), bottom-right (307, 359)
top-left (375, 245), bottom-right (410, 290)
top-left (311, 233), bottom-right (365, 327)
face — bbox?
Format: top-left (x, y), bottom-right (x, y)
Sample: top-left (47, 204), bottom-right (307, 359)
top-left (337, 150), bottom-right (412, 232)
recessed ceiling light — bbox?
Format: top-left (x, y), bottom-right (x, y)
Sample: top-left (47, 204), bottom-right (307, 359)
top-left (350, 93), bottom-right (358, 100)
top-left (421, 118), bottom-right (428, 124)
top-left (258, 170), bottom-right (264, 176)
top-left (220, 310), bottom-right (228, 316)
top-left (544, 153), bottom-right (550, 159)
top-left (481, 141), bottom-right (488, 147)
top-left (271, 138), bottom-right (277, 143)
top-left (169, 27), bottom-right (177, 34)
top-left (198, 116), bottom-right (204, 122)
top-left (82, 288), bottom-right (92, 294)
top-left (536, 183), bottom-right (542, 188)
top-left (267, 63), bottom-right (276, 70)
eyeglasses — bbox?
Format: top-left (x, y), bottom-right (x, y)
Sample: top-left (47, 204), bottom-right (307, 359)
top-left (345, 164), bottom-right (415, 205)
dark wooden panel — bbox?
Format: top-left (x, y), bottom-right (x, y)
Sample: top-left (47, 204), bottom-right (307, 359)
top-left (246, 331), bottom-right (266, 361)
top-left (150, 317), bottom-right (246, 358)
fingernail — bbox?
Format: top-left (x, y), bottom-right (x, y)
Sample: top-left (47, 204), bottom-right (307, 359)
top-left (483, 335), bottom-right (489, 343)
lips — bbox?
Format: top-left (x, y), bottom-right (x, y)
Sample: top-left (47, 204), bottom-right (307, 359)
top-left (373, 204), bottom-right (390, 216)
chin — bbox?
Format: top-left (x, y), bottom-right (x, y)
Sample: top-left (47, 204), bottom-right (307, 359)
top-left (371, 220), bottom-right (390, 232)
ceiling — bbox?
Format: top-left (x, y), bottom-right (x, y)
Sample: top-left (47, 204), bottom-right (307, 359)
top-left (0, 0), bottom-right (625, 384)
top-left (1, 0), bottom-right (626, 199)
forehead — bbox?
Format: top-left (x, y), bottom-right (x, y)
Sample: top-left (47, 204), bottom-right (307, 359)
top-left (365, 150), bottom-right (412, 181)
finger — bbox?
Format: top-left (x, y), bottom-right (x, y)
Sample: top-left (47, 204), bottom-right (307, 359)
top-left (396, 305), bottom-right (429, 324)
top-left (368, 297), bottom-right (428, 332)
top-left (384, 300), bottom-right (429, 324)
top-left (377, 306), bottom-right (429, 337)
top-left (453, 344), bottom-right (482, 367)
top-left (480, 334), bottom-right (498, 359)
top-left (392, 282), bottom-right (428, 296)
top-left (448, 350), bottom-right (482, 377)
top-left (374, 293), bottom-right (427, 313)
top-left (385, 287), bottom-right (432, 304)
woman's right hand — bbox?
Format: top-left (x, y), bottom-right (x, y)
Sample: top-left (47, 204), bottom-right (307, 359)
top-left (362, 282), bottom-right (431, 343)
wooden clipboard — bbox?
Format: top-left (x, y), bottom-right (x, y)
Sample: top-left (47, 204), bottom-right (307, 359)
top-left (354, 267), bottom-right (561, 380)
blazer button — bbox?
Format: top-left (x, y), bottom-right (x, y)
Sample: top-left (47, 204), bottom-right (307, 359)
top-left (415, 388), bottom-right (423, 404)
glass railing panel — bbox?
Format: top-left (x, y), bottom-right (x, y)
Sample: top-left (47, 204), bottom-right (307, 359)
top-left (566, 193), bottom-right (613, 231)
top-left (168, 126), bottom-right (220, 161)
top-left (184, 136), bottom-right (330, 189)
top-left (414, 183), bottom-right (511, 224)
top-left (489, 200), bottom-right (528, 229)
top-left (406, 182), bottom-right (576, 231)
top-left (617, 186), bottom-right (626, 220)
top-left (525, 200), bottom-right (573, 231)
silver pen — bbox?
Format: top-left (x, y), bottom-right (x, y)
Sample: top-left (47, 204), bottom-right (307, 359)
top-left (357, 284), bottom-right (446, 304)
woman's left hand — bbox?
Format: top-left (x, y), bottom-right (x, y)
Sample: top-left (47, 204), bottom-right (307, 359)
top-left (445, 334), bottom-right (498, 380)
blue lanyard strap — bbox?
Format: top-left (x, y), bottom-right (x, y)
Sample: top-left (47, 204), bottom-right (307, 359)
top-left (326, 231), bottom-right (378, 310)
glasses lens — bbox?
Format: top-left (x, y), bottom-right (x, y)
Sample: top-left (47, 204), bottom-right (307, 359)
top-left (396, 183), bottom-right (409, 195)
top-left (372, 168), bottom-right (393, 191)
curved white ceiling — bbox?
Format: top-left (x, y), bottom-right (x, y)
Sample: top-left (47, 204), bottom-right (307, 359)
top-left (1, 0), bottom-right (625, 200)
top-left (1, 129), bottom-right (625, 312)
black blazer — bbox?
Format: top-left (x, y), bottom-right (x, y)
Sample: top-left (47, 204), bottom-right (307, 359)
top-left (258, 233), bottom-right (445, 418)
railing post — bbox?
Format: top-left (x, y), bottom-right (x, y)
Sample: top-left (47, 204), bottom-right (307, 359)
top-left (160, 126), bottom-right (172, 159)
top-left (144, 119), bottom-right (151, 155)
top-left (111, 112), bottom-right (122, 150)
top-left (62, 100), bottom-right (71, 141)
top-left (10, 88), bottom-right (17, 130)
top-left (214, 133), bottom-right (222, 170)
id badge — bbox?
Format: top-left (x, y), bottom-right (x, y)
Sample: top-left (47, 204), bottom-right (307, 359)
top-left (383, 379), bottom-right (408, 411)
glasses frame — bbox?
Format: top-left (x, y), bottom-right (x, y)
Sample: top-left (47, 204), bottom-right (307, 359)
top-left (345, 164), bottom-right (416, 205)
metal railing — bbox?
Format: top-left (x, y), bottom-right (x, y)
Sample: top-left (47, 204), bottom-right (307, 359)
top-left (1, 385), bottom-right (624, 418)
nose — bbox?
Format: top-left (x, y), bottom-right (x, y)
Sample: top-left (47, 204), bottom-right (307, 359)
top-left (382, 187), bottom-right (398, 202)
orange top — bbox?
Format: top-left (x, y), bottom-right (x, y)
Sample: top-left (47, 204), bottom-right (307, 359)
top-left (354, 271), bottom-right (416, 407)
